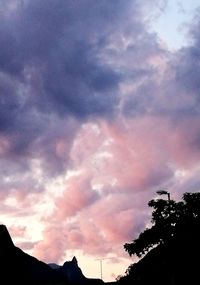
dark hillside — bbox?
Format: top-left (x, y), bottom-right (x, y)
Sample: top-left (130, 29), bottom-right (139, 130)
top-left (0, 224), bottom-right (105, 285)
top-left (0, 224), bottom-right (67, 284)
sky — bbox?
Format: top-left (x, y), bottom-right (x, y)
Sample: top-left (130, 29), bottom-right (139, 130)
top-left (0, 0), bottom-right (200, 282)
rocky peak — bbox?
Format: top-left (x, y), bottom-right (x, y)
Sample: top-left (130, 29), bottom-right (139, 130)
top-left (0, 224), bottom-right (14, 252)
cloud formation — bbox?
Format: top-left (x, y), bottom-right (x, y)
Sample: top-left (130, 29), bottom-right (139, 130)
top-left (1, 0), bottom-right (200, 281)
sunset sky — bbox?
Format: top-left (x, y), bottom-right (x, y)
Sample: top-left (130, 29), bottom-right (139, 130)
top-left (0, 0), bottom-right (200, 282)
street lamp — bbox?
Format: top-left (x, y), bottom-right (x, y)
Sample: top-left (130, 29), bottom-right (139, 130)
top-left (156, 190), bottom-right (170, 201)
top-left (157, 190), bottom-right (171, 219)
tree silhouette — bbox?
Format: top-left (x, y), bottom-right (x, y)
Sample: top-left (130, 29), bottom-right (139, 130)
top-left (124, 191), bottom-right (200, 258)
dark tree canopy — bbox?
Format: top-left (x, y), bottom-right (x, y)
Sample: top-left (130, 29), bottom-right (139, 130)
top-left (124, 192), bottom-right (200, 258)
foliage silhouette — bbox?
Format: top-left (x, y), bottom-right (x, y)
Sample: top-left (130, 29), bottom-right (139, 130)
top-left (124, 191), bottom-right (200, 257)
top-left (120, 191), bottom-right (200, 285)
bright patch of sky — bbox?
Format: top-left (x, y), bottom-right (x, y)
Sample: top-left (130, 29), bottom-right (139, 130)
top-left (152, 0), bottom-right (200, 50)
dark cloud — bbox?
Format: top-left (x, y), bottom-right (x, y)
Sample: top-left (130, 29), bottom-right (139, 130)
top-left (175, 49), bottom-right (200, 101)
top-left (0, 0), bottom-right (130, 114)
top-left (1, 0), bottom-right (200, 184)
top-left (122, 9), bottom-right (200, 121)
top-left (0, 0), bottom-right (138, 161)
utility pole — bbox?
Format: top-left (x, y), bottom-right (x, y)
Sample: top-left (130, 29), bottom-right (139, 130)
top-left (95, 258), bottom-right (112, 280)
top-left (96, 258), bottom-right (103, 279)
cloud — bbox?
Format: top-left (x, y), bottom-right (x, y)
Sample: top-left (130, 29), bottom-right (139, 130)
top-left (0, 0), bottom-right (127, 120)
top-left (1, 0), bottom-right (200, 280)
top-left (9, 225), bottom-right (27, 238)
top-left (55, 174), bottom-right (99, 218)
top-left (33, 226), bottom-right (66, 263)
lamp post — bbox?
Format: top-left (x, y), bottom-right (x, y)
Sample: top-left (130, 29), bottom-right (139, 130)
top-left (156, 190), bottom-right (171, 224)
top-left (156, 190), bottom-right (170, 202)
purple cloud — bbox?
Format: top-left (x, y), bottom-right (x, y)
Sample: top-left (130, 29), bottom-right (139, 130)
top-left (1, 1), bottom-right (200, 280)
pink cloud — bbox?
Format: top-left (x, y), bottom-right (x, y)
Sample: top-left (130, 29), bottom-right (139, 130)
top-left (33, 114), bottom-right (200, 263)
top-left (166, 117), bottom-right (200, 168)
top-left (9, 225), bottom-right (27, 237)
top-left (34, 186), bottom-right (149, 262)
top-left (16, 241), bottom-right (37, 251)
top-left (8, 112), bottom-right (200, 266)
top-left (94, 209), bottom-right (136, 243)
top-left (55, 174), bottom-right (99, 218)
top-left (33, 226), bottom-right (66, 263)
top-left (86, 118), bottom-right (173, 193)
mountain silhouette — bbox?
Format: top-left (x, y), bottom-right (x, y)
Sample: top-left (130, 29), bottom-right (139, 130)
top-left (0, 224), bottom-right (67, 284)
top-left (0, 224), bottom-right (106, 285)
top-left (49, 256), bottom-right (104, 284)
